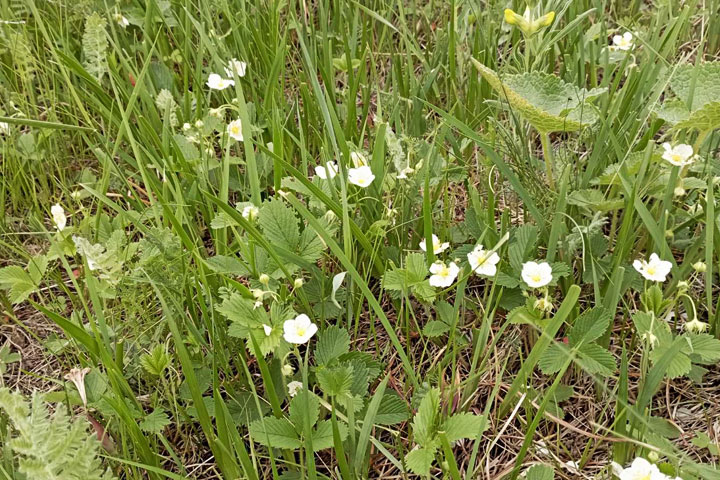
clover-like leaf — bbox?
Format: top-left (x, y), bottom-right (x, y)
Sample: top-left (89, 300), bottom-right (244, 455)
top-left (656, 62), bottom-right (720, 132)
top-left (472, 60), bottom-right (603, 134)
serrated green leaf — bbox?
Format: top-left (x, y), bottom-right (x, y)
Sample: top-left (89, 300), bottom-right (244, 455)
top-left (289, 389), bottom-right (320, 432)
top-left (258, 198), bottom-right (300, 251)
top-left (0, 266), bottom-right (36, 304)
top-left (139, 408), bottom-right (171, 434)
top-left (525, 464), bottom-right (554, 480)
top-left (576, 343), bottom-right (616, 376)
top-left (405, 444), bottom-right (438, 476)
top-left (140, 344), bottom-right (170, 376)
top-left (249, 417), bottom-right (302, 449)
top-left (205, 255), bottom-right (246, 275)
top-left (566, 189), bottom-right (624, 212)
top-left (315, 325), bottom-right (350, 365)
top-left (422, 320), bottom-right (450, 337)
top-left (688, 334), bottom-right (720, 362)
top-left (412, 387), bottom-right (439, 446)
top-left (311, 419), bottom-right (347, 451)
top-left (442, 412), bottom-right (487, 442)
top-left (538, 342), bottom-right (571, 374)
top-left (316, 364), bottom-right (354, 397)
top-left (568, 307), bottom-right (612, 346)
top-left (473, 61), bottom-right (602, 134)
top-left (374, 392), bottom-right (410, 425)
top-left (508, 224), bottom-right (538, 272)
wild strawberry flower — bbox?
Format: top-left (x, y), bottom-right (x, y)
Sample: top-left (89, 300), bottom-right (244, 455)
top-left (521, 261), bottom-right (553, 288)
top-left (224, 58), bottom-right (247, 78)
top-left (684, 318), bottom-right (709, 334)
top-left (661, 143), bottom-right (695, 167)
top-left (348, 166), bottom-right (375, 188)
top-left (0, 122), bottom-right (9, 134)
top-left (397, 166), bottom-right (414, 179)
top-left (242, 205), bottom-right (259, 221)
top-left (64, 367), bottom-right (91, 408)
top-left (429, 261), bottom-right (460, 288)
top-left (633, 253), bottom-right (672, 282)
top-left (282, 314), bottom-right (318, 344)
top-left (227, 119), bottom-right (244, 141)
top-left (51, 204), bottom-right (67, 231)
top-left (419, 234), bottom-right (450, 255)
top-left (315, 161), bottom-right (339, 180)
top-left (612, 457), bottom-right (670, 480)
top-left (114, 13), bottom-right (129, 28)
top-left (287, 380), bottom-right (303, 397)
top-left (206, 73), bottom-right (235, 90)
top-left (467, 244), bottom-right (500, 277)
top-left (610, 32), bottom-right (634, 51)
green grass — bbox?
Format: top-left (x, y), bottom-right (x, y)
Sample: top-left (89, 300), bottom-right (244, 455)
top-left (1, 0), bottom-right (720, 478)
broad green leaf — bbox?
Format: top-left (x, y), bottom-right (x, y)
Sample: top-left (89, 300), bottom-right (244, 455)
top-left (205, 255), bottom-right (246, 275)
top-left (538, 342), bottom-right (571, 374)
top-left (525, 464), bottom-right (555, 480)
top-left (566, 189), bottom-right (624, 212)
top-left (442, 412), bottom-right (487, 442)
top-left (316, 364), bottom-right (354, 397)
top-left (688, 334), bottom-right (720, 362)
top-left (248, 417), bottom-right (302, 449)
top-left (0, 266), bottom-right (36, 304)
top-left (576, 343), bottom-right (616, 376)
top-left (258, 198), bottom-right (300, 251)
top-left (568, 307), bottom-right (612, 346)
top-left (422, 320), bottom-right (450, 337)
top-left (508, 224), bottom-right (538, 272)
top-left (412, 387), bottom-right (439, 446)
top-left (473, 60), bottom-right (602, 134)
top-left (405, 444), bottom-right (438, 476)
top-left (315, 325), bottom-right (350, 365)
top-left (311, 419), bottom-right (347, 451)
top-left (374, 392), bottom-right (410, 425)
top-left (289, 389), bottom-right (320, 432)
top-left (657, 62), bottom-right (720, 132)
top-left (139, 408), bottom-right (171, 434)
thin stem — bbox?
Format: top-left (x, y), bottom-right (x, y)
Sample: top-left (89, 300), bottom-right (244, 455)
top-left (540, 132), bottom-right (555, 191)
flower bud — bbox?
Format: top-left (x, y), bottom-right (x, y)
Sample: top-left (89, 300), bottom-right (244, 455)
top-left (281, 364), bottom-right (294, 376)
top-left (677, 280), bottom-right (689, 291)
top-left (294, 277), bottom-right (304, 289)
top-left (259, 273), bottom-right (270, 286)
top-left (647, 451), bottom-right (660, 463)
top-left (693, 261), bottom-right (707, 273)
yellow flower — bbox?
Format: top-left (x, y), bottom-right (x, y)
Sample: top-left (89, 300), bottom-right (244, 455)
top-left (504, 8), bottom-right (555, 37)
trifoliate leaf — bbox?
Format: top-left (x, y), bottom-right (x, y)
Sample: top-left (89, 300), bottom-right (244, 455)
top-left (568, 307), bottom-right (612, 346)
top-left (576, 343), bottom-right (616, 376)
top-left (259, 198), bottom-right (300, 251)
top-left (539, 342), bottom-right (571, 375)
top-left (412, 387), bottom-right (440, 446)
top-left (311, 419), bottom-right (347, 451)
top-left (316, 364), bottom-right (354, 397)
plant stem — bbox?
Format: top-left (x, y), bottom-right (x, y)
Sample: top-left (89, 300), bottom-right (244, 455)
top-left (540, 133), bottom-right (555, 191)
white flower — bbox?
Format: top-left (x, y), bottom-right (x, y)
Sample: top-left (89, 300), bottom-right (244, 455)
top-left (263, 324), bottom-right (273, 336)
top-left (521, 261), bottom-right (553, 288)
top-left (315, 161), bottom-right (339, 180)
top-left (64, 367), bottom-right (91, 408)
top-left (615, 457), bottom-right (666, 480)
top-left (287, 380), bottom-right (303, 397)
top-left (350, 151), bottom-right (367, 167)
top-left (419, 234), bottom-right (450, 255)
top-left (685, 318), bottom-right (709, 334)
top-left (114, 13), bottom-right (129, 28)
top-left (227, 119), bottom-right (244, 141)
top-left (206, 73), bottom-right (235, 90)
top-left (661, 143), bottom-right (695, 167)
top-left (0, 122), bottom-right (9, 134)
top-left (633, 253), bottom-right (672, 282)
top-left (348, 166), bottom-right (375, 188)
top-left (429, 261), bottom-right (460, 288)
top-left (397, 166), bottom-right (414, 179)
top-left (611, 32), bottom-right (634, 51)
top-left (224, 58), bottom-right (247, 78)
top-left (242, 205), bottom-right (259, 221)
top-left (467, 244), bottom-right (500, 277)
top-left (51, 204), bottom-right (67, 231)
top-left (283, 314), bottom-right (318, 344)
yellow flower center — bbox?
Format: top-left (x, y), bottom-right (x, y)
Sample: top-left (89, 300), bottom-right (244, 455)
top-left (231, 126), bottom-right (240, 134)
top-left (671, 154), bottom-right (682, 163)
top-left (646, 266), bottom-right (656, 275)
top-left (438, 266), bottom-right (450, 277)
top-left (532, 274), bottom-right (542, 283)
top-left (296, 327), bottom-right (306, 337)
